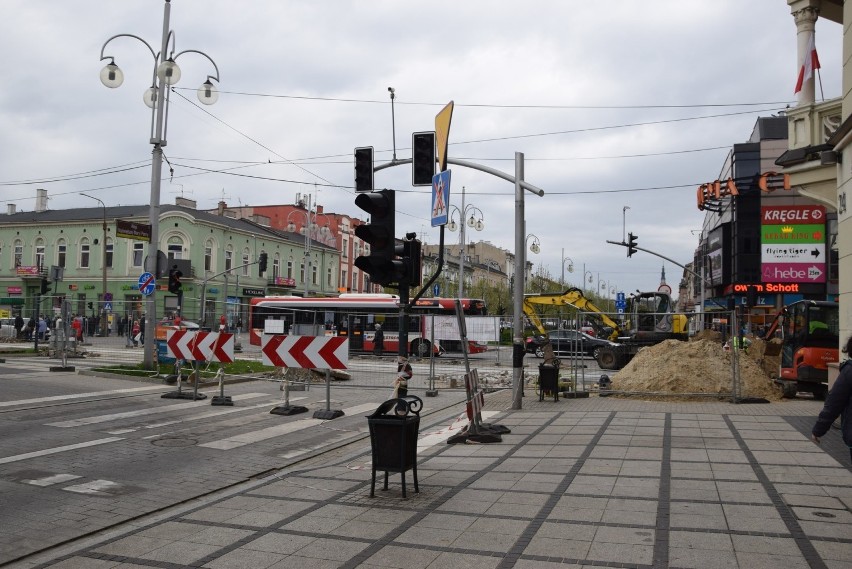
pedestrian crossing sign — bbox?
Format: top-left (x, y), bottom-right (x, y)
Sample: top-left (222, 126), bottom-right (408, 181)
top-left (431, 170), bottom-right (451, 227)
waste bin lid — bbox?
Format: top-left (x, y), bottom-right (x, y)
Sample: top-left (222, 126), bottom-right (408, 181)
top-left (369, 395), bottom-right (423, 418)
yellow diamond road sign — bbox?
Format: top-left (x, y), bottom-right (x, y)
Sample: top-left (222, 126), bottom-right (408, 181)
top-left (435, 101), bottom-right (454, 172)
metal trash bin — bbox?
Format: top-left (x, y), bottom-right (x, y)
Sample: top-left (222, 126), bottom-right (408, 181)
top-left (538, 363), bottom-right (559, 401)
top-left (367, 395), bottom-right (422, 498)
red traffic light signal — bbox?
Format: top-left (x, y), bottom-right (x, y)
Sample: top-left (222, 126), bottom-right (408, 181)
top-left (168, 266), bottom-right (183, 294)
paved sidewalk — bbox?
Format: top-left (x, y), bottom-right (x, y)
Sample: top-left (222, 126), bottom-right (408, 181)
top-left (10, 391), bottom-right (852, 569)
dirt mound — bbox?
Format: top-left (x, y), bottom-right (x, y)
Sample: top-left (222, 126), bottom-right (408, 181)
top-left (691, 329), bottom-right (722, 342)
top-left (612, 339), bottom-right (783, 400)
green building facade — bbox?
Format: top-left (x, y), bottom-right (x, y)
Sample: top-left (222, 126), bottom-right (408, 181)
top-left (0, 200), bottom-right (339, 331)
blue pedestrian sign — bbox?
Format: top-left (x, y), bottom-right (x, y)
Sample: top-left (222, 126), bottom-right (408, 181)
top-left (104, 302), bottom-right (113, 312)
top-left (431, 170), bottom-right (451, 227)
top-left (138, 272), bottom-right (156, 296)
top-left (433, 283), bottom-right (440, 296)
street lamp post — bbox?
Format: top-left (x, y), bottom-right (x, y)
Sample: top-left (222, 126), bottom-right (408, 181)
top-left (524, 233), bottom-right (540, 291)
top-left (561, 248), bottom-right (574, 287)
top-left (584, 270), bottom-right (593, 294)
top-left (81, 193), bottom-right (107, 336)
top-left (447, 190), bottom-right (484, 298)
top-left (100, 0), bottom-right (219, 369)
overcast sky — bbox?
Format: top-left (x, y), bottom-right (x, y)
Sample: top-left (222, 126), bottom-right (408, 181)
top-left (0, 1), bottom-right (842, 297)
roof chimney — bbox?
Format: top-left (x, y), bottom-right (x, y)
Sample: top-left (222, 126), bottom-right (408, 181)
top-left (35, 189), bottom-right (48, 212)
top-left (7, 204), bottom-right (16, 215)
top-left (218, 200), bottom-right (226, 215)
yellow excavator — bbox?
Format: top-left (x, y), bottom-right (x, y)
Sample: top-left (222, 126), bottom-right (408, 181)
top-left (522, 288), bottom-right (689, 369)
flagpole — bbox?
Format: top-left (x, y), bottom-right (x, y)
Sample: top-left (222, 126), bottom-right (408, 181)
top-left (817, 68), bottom-right (825, 102)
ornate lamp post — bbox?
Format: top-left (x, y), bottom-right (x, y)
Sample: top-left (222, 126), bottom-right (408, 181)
top-left (448, 201), bottom-right (484, 298)
top-left (523, 233), bottom-right (540, 291)
top-left (287, 199), bottom-right (331, 298)
top-left (99, 0), bottom-right (220, 368)
top-left (81, 193), bottom-right (108, 335)
top-left (561, 248), bottom-right (574, 287)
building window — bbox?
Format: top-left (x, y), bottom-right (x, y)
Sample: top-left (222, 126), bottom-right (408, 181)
top-left (167, 237), bottom-right (183, 260)
top-left (342, 238), bottom-right (348, 258)
top-left (242, 248), bottom-right (250, 276)
top-left (204, 242), bottom-right (213, 272)
top-left (35, 239), bottom-right (45, 270)
top-left (225, 248), bottom-right (233, 271)
top-left (57, 239), bottom-right (67, 268)
top-left (341, 270), bottom-right (347, 289)
top-left (105, 239), bottom-right (113, 268)
top-left (80, 239), bottom-right (90, 269)
top-left (132, 242), bottom-right (144, 267)
top-left (300, 260), bottom-right (306, 283)
top-left (312, 263), bottom-right (318, 285)
top-left (273, 255), bottom-right (280, 278)
top-left (327, 267), bottom-right (333, 287)
top-left (14, 241), bottom-right (22, 268)
top-left (287, 259), bottom-right (293, 278)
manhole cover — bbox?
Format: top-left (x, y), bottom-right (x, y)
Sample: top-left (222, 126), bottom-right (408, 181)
top-left (152, 437), bottom-right (197, 448)
top-left (813, 511), bottom-right (836, 518)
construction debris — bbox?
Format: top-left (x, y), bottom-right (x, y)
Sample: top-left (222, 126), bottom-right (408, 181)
top-left (611, 338), bottom-right (783, 400)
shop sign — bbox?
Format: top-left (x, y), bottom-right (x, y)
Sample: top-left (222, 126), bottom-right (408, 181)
top-left (696, 172), bottom-right (792, 210)
top-left (761, 205), bottom-right (825, 284)
top-left (115, 219), bottom-right (151, 242)
top-left (16, 266), bottom-right (40, 276)
top-left (242, 287), bottom-right (265, 297)
top-left (274, 277), bottom-right (296, 287)
top-left (68, 284), bottom-right (78, 291)
top-left (7, 286), bottom-right (22, 295)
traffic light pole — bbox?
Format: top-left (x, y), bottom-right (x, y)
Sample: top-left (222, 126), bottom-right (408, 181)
top-left (199, 259), bottom-right (261, 330)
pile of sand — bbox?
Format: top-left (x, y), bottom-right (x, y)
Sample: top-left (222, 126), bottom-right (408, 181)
top-left (611, 338), bottom-right (783, 400)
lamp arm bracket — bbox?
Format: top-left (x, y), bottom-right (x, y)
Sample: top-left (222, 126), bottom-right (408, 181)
top-left (100, 34), bottom-right (158, 62)
top-left (173, 49), bottom-right (220, 82)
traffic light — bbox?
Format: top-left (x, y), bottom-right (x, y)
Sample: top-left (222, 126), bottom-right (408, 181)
top-left (411, 131), bottom-right (436, 186)
top-left (746, 285), bottom-right (757, 308)
top-left (258, 252), bottom-right (268, 273)
top-left (354, 190), bottom-right (403, 286)
top-left (40, 278), bottom-right (50, 295)
top-left (403, 236), bottom-right (422, 287)
top-left (627, 232), bottom-right (638, 257)
top-left (354, 146), bottom-right (374, 193)
top-left (168, 266), bottom-right (183, 294)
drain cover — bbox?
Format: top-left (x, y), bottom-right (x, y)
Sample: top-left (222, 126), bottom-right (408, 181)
top-left (152, 437), bottom-right (197, 448)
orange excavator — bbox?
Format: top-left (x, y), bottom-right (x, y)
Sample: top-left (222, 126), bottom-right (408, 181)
top-left (763, 300), bottom-right (839, 400)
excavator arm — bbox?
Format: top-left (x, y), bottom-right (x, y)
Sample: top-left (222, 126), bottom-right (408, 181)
top-left (522, 288), bottom-right (621, 341)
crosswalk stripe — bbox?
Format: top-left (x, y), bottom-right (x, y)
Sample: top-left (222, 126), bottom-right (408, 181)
top-left (63, 479), bottom-right (120, 495)
top-left (0, 385), bottom-right (169, 408)
top-left (46, 393), bottom-right (270, 428)
top-left (25, 473), bottom-right (82, 487)
top-left (199, 402), bottom-right (379, 450)
top-left (0, 437), bottom-right (124, 465)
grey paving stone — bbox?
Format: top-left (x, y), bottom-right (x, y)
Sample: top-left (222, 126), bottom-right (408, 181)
top-left (242, 532), bottom-right (317, 555)
top-left (731, 535), bottom-right (803, 556)
top-left (586, 540), bottom-right (654, 565)
top-left (732, 552), bottom-right (810, 569)
top-left (138, 540), bottom-right (222, 564)
top-left (360, 544), bottom-right (441, 569)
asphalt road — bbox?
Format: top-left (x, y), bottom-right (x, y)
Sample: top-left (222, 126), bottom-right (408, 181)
top-left (0, 361), bottom-right (473, 565)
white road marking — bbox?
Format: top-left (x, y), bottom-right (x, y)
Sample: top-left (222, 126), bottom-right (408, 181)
top-left (0, 385), bottom-right (169, 408)
top-left (63, 479), bottom-right (120, 495)
top-left (46, 393), bottom-right (269, 428)
top-left (0, 437), bottom-right (124, 465)
top-left (104, 398), bottom-right (306, 433)
top-left (25, 473), bottom-right (82, 487)
top-left (199, 402), bottom-right (379, 450)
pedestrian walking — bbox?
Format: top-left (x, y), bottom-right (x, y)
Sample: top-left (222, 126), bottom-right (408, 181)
top-left (219, 314), bottom-right (226, 332)
top-left (37, 316), bottom-right (47, 341)
top-left (393, 355), bottom-right (412, 398)
top-left (14, 314), bottom-right (23, 339)
top-left (373, 323), bottom-right (384, 356)
top-left (812, 335), bottom-right (852, 463)
top-left (131, 320), bottom-right (141, 347)
top-left (139, 314), bottom-right (146, 345)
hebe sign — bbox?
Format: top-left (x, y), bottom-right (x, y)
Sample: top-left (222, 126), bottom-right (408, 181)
top-left (761, 205), bottom-right (825, 284)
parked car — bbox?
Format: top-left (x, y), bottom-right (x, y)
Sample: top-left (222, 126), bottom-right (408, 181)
top-left (0, 318), bottom-right (18, 339)
top-left (525, 329), bottom-right (618, 360)
top-left (154, 318), bottom-right (200, 341)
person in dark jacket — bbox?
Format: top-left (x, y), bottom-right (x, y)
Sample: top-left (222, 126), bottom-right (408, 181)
top-left (812, 336), bottom-right (852, 463)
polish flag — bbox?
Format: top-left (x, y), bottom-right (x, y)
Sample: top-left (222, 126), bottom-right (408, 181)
top-left (794, 32), bottom-right (821, 94)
